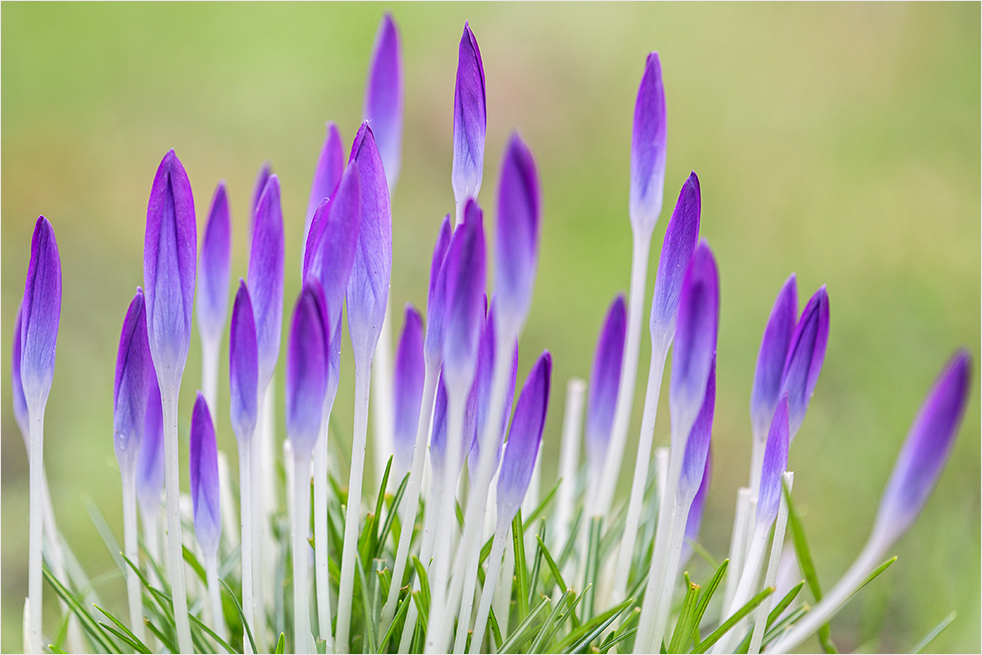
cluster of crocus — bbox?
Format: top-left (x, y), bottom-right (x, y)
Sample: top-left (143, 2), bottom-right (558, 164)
top-left (11, 13), bottom-right (973, 655)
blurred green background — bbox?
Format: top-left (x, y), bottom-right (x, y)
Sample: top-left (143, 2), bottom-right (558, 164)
top-left (2, 3), bottom-right (978, 652)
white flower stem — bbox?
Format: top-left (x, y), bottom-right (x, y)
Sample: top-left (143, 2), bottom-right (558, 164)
top-left (238, 442), bottom-right (256, 655)
top-left (721, 487), bottom-right (752, 620)
top-left (39, 470), bottom-right (85, 654)
top-left (292, 453), bottom-right (314, 654)
top-left (494, 541), bottom-right (515, 640)
top-left (142, 508), bottom-right (161, 587)
top-left (714, 522), bottom-right (770, 655)
top-left (218, 450), bottom-right (238, 550)
top-left (201, 335), bottom-right (220, 420)
top-left (646, 494), bottom-right (693, 654)
top-left (27, 407), bottom-right (44, 655)
top-left (554, 378), bottom-right (586, 552)
top-left (467, 526), bottom-right (508, 655)
top-left (372, 309), bottom-right (395, 489)
top-left (121, 463), bottom-right (146, 643)
top-left (160, 382), bottom-right (193, 653)
top-left (612, 341), bottom-right (669, 605)
top-left (336, 356), bottom-right (373, 653)
top-left (749, 472), bottom-right (794, 655)
top-left (205, 550), bottom-right (229, 649)
top-left (314, 403), bottom-right (336, 652)
top-left (252, 384), bottom-right (276, 648)
top-left (595, 232), bottom-right (652, 518)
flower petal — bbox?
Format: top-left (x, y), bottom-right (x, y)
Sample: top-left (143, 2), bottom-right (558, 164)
top-left (451, 21), bottom-right (487, 208)
top-left (630, 52), bottom-right (668, 235)
top-left (10, 303), bottom-right (28, 440)
top-left (247, 174), bottom-right (285, 389)
top-left (363, 13), bottom-right (403, 192)
top-left (286, 284), bottom-right (329, 458)
top-left (394, 304), bottom-right (425, 478)
top-left (442, 199), bottom-right (486, 389)
top-left (424, 215), bottom-right (453, 365)
top-left (757, 394), bottom-right (790, 528)
top-left (190, 392), bottom-right (221, 558)
top-left (113, 289), bottom-right (153, 468)
top-left (303, 122), bottom-right (346, 263)
top-left (21, 216), bottom-right (63, 410)
top-left (585, 295), bottom-right (627, 470)
top-left (678, 356), bottom-right (716, 498)
top-left (196, 182), bottom-right (232, 344)
top-left (137, 377), bottom-right (165, 515)
top-left (229, 280), bottom-right (259, 444)
top-left (750, 274), bottom-right (797, 443)
top-left (780, 285), bottom-right (830, 441)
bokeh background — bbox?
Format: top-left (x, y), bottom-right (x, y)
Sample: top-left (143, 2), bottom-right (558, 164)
top-left (2, 3), bottom-right (978, 653)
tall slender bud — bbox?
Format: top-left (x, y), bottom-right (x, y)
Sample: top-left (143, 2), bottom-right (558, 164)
top-left (247, 175), bottom-right (285, 390)
top-left (393, 305), bottom-right (425, 478)
top-left (678, 357), bottom-right (716, 499)
top-left (196, 182), bottom-right (232, 345)
top-left (304, 123), bottom-right (346, 249)
top-left (757, 395), bottom-right (790, 528)
top-left (585, 295), bottom-right (627, 475)
top-left (363, 13), bottom-right (403, 192)
top-left (750, 275), bottom-right (797, 443)
top-left (424, 216), bottom-right (453, 365)
top-left (137, 379), bottom-right (165, 513)
top-left (285, 284), bottom-right (330, 460)
top-left (441, 200), bottom-right (486, 390)
top-left (630, 53), bottom-right (668, 236)
top-left (452, 21), bottom-right (487, 211)
top-left (229, 281), bottom-right (259, 443)
top-left (780, 285), bottom-right (830, 441)
top-left (113, 289), bottom-right (153, 469)
top-left (190, 393), bottom-right (222, 559)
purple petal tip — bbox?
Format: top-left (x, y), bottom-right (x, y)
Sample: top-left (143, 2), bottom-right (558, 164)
top-left (630, 52), bottom-right (668, 235)
top-left (585, 295), bottom-right (627, 467)
top-left (21, 216), bottom-right (63, 410)
top-left (650, 171), bottom-right (701, 342)
top-left (452, 21), bottom-right (487, 206)
top-left (750, 274), bottom-right (798, 442)
top-left (285, 284), bottom-right (330, 458)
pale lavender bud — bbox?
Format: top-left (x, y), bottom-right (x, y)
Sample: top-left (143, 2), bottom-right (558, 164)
top-left (196, 182), bottom-right (232, 345)
top-left (190, 392), bottom-right (221, 559)
top-left (363, 13), bottom-right (403, 192)
top-left (304, 122), bottom-right (345, 250)
top-left (757, 394), bottom-right (790, 528)
top-left (649, 172), bottom-right (701, 347)
top-left (678, 357), bottom-right (716, 498)
top-left (629, 53), bottom-right (668, 235)
top-left (780, 285), bottom-right (830, 442)
top-left (424, 215), bottom-right (453, 365)
top-left (394, 305), bottom-right (425, 478)
top-left (871, 351), bottom-right (972, 548)
top-left (113, 289), bottom-right (153, 469)
top-left (247, 175), bottom-right (285, 390)
top-left (21, 216), bottom-right (63, 413)
top-left (251, 163), bottom-right (271, 229)
top-left (143, 150), bottom-right (196, 390)
top-left (286, 284), bottom-right (329, 459)
top-left (229, 281), bottom-right (259, 444)
top-left (346, 123), bottom-right (392, 363)
top-left (585, 295), bottom-right (627, 472)
top-left (137, 378), bottom-right (165, 514)
top-left (10, 304), bottom-right (28, 440)
top-left (442, 199), bottom-right (486, 390)
top-left (750, 275), bottom-right (797, 443)
top-left (452, 21), bottom-right (487, 208)
top-left (496, 352), bottom-right (552, 524)
top-left (429, 373), bottom-right (453, 476)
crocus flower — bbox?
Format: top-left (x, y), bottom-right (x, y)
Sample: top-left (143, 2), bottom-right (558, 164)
top-left (304, 122), bottom-right (345, 252)
top-left (10, 304), bottom-right (29, 439)
top-left (669, 242), bottom-right (720, 443)
top-left (248, 174), bottom-right (285, 390)
top-left (682, 447), bottom-right (712, 566)
top-left (629, 52), bottom-right (668, 236)
top-left (143, 150), bottom-right (196, 390)
top-left (137, 378), bottom-right (165, 514)
top-left (496, 352), bottom-right (552, 524)
top-left (393, 305), bottom-right (425, 479)
top-left (780, 285), bottom-right (830, 441)
top-left (251, 162), bottom-right (272, 229)
top-left (363, 13), bottom-right (403, 192)
top-left (757, 394), bottom-right (790, 528)
top-left (451, 21), bottom-right (487, 213)
top-left (429, 373), bottom-right (454, 476)
top-left (750, 275), bottom-right (797, 443)
top-left (285, 284), bottom-right (330, 460)
top-left (442, 199), bottom-right (487, 390)
top-left (229, 280), bottom-right (259, 443)
top-left (495, 133), bottom-right (542, 337)
top-left (346, 123), bottom-right (392, 363)
top-left (424, 215), bottom-right (453, 365)
top-left (585, 295), bottom-right (627, 473)
top-left (21, 216), bottom-right (63, 412)
top-left (870, 350), bottom-right (972, 549)
top-left (196, 182), bottom-right (232, 346)
top-left (649, 171), bottom-right (701, 349)
top-left (678, 357), bottom-right (716, 499)
top-left (113, 289), bottom-right (153, 469)
top-left (190, 392), bottom-right (221, 559)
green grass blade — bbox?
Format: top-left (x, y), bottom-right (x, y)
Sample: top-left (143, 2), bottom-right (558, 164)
top-left (144, 617), bottom-right (178, 654)
top-left (97, 620), bottom-right (147, 653)
top-left (692, 587), bottom-right (774, 653)
top-left (182, 544), bottom-right (208, 584)
top-left (376, 472), bottom-right (410, 561)
top-left (581, 516), bottom-right (603, 622)
top-left (487, 603), bottom-right (504, 651)
top-left (84, 500), bottom-right (126, 574)
top-left (188, 612), bottom-right (236, 654)
top-left (536, 535), bottom-right (568, 595)
top-left (497, 595), bottom-right (550, 653)
top-left (512, 511), bottom-right (531, 621)
top-left (220, 576), bottom-right (258, 654)
top-left (690, 558), bottom-right (729, 640)
top-left (563, 598), bottom-right (635, 654)
top-left (378, 588), bottom-right (413, 652)
top-left (667, 581), bottom-right (701, 653)
top-left (529, 589), bottom-right (572, 654)
top-left (523, 481), bottom-right (560, 531)
top-left (911, 611), bottom-right (957, 653)
top-left (528, 520), bottom-right (547, 606)
top-left (42, 566), bottom-right (119, 654)
top-left (274, 631), bottom-right (286, 653)
top-left (94, 604), bottom-right (152, 653)
top-left (599, 626), bottom-right (637, 654)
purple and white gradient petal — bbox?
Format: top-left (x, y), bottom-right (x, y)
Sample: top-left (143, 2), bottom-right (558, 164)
top-left (394, 305), bottom-right (425, 478)
top-left (441, 199), bottom-right (486, 390)
top-left (229, 281), bottom-right (259, 443)
top-left (196, 182), bottom-right (232, 344)
top-left (363, 13), bottom-right (403, 192)
top-left (750, 275), bottom-right (797, 443)
top-left (780, 285), bottom-right (830, 441)
top-left (21, 216), bottom-right (63, 411)
top-left (247, 175), bottom-right (285, 390)
top-left (678, 357), bottom-right (716, 498)
top-left (424, 215), bottom-right (453, 365)
top-left (757, 394), bottom-right (790, 528)
top-left (113, 289), bottom-right (153, 469)
top-left (585, 295), bottom-right (627, 472)
top-left (137, 379), bottom-right (165, 514)
top-left (629, 52), bottom-right (668, 236)
top-left (451, 21), bottom-right (487, 210)
top-left (190, 392), bottom-right (222, 559)
top-left (285, 284), bottom-right (330, 459)
top-left (11, 304), bottom-right (29, 439)
top-left (304, 123), bottom-right (346, 247)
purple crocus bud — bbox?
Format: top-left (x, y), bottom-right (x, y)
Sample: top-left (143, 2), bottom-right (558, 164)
top-left (137, 378), bottom-right (165, 514)
top-left (424, 215), bottom-right (453, 365)
top-left (757, 394), bottom-right (790, 528)
top-left (20, 216), bottom-right (63, 412)
top-left (630, 52), bottom-right (668, 236)
top-left (669, 242), bottom-right (720, 441)
top-left (429, 373), bottom-right (451, 475)
top-left (229, 281), bottom-right (259, 443)
top-left (346, 123), bottom-right (392, 363)
top-left (304, 122), bottom-right (345, 249)
top-left (750, 275), bottom-right (797, 443)
top-left (495, 133), bottom-right (542, 337)
top-left (871, 350), bottom-right (972, 548)
top-left (113, 289), bottom-right (153, 469)
top-left (393, 305), bottom-right (425, 478)
top-left (190, 392), bottom-right (221, 558)
top-left (441, 199), bottom-right (486, 389)
top-left (678, 357), bottom-right (716, 498)
top-left (251, 162), bottom-right (272, 228)
top-left (196, 182), bottom-right (232, 345)
top-left (649, 172), bottom-right (701, 347)
top-left (285, 284), bottom-right (329, 460)
top-left (780, 285), bottom-right (830, 442)
top-left (465, 305), bottom-right (494, 478)
top-left (451, 21), bottom-right (487, 210)
top-left (683, 447), bottom-right (712, 553)
top-left (247, 175), bottom-right (285, 390)
top-left (585, 295), bottom-right (627, 474)
top-left (363, 13), bottom-right (403, 192)
top-left (496, 352), bottom-right (552, 524)
top-left (11, 304), bottom-right (29, 439)
top-left (143, 150), bottom-right (196, 390)
top-left (469, 334), bottom-right (519, 483)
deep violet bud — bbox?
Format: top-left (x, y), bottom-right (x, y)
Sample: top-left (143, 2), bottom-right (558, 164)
top-left (247, 175), bottom-right (285, 389)
top-left (585, 295), bottom-right (627, 473)
top-left (20, 216), bottom-right (63, 412)
top-left (363, 13), bottom-right (403, 192)
top-left (190, 392), bottom-right (221, 558)
top-left (137, 378), bottom-right (165, 514)
top-left (495, 133), bottom-right (542, 335)
top-left (442, 199), bottom-right (487, 389)
top-left (251, 162), bottom-right (272, 228)
top-left (229, 281), bottom-right (259, 443)
top-left (630, 52), bottom-right (668, 236)
top-left (750, 275), bottom-right (797, 443)
top-left (678, 357), bottom-right (716, 498)
top-left (424, 215), bottom-right (453, 364)
top-left (11, 304), bottom-right (28, 439)
top-left (304, 122), bottom-right (345, 250)
top-left (496, 352), bottom-right (552, 525)
top-left (780, 285), bottom-right (830, 442)
top-left (346, 123), bottom-right (393, 362)
top-left (305, 162), bottom-right (362, 338)
top-left (669, 242), bottom-right (720, 442)
top-left (196, 182), bottom-right (232, 344)
top-left (393, 305), bottom-right (425, 478)
top-left (143, 150), bottom-right (196, 390)
top-left (757, 394), bottom-right (790, 528)
top-left (871, 350), bottom-right (972, 548)
top-left (452, 21), bottom-right (487, 210)
top-left (649, 172), bottom-right (701, 346)
top-left (113, 289), bottom-right (153, 468)
top-left (285, 284), bottom-right (330, 459)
